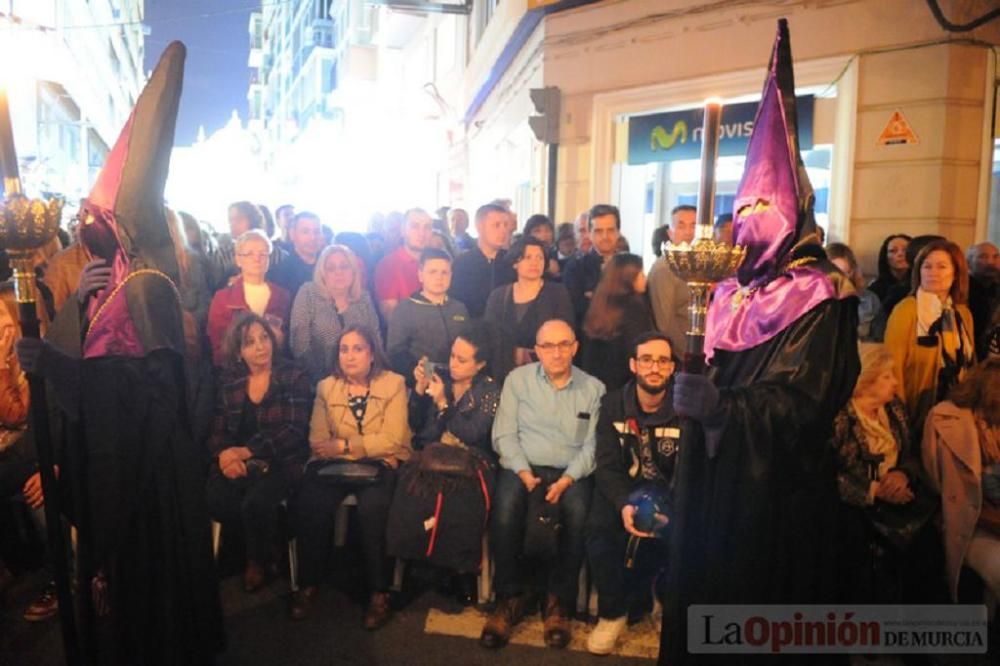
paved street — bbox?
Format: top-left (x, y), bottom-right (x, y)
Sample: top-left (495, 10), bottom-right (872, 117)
top-left (1, 562), bottom-right (657, 666)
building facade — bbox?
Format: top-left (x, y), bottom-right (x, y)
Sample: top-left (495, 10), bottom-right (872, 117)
top-left (1, 0), bottom-right (144, 204)
top-left (247, 0), bottom-right (483, 228)
top-left (454, 0), bottom-right (1000, 272)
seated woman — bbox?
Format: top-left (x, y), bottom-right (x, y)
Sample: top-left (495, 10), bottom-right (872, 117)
top-left (207, 229), bottom-right (291, 367)
top-left (580, 253), bottom-right (655, 391)
top-left (827, 242), bottom-right (885, 342)
top-left (885, 239), bottom-right (974, 436)
top-left (832, 344), bottom-right (935, 603)
top-left (409, 321), bottom-right (500, 456)
top-left (483, 237), bottom-right (574, 385)
top-left (290, 244), bottom-right (382, 386)
top-left (400, 322), bottom-right (499, 603)
top-left (205, 313), bottom-right (311, 593)
top-left (923, 358), bottom-right (1000, 602)
top-left (290, 325), bottom-right (411, 628)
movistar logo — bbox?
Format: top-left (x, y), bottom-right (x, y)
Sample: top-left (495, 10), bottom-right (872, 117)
top-left (651, 120), bottom-right (688, 151)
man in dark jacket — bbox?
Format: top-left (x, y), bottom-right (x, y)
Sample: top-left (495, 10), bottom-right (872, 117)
top-left (449, 203), bottom-right (515, 318)
top-left (387, 248), bottom-right (469, 385)
top-left (586, 332), bottom-right (678, 655)
top-left (563, 204), bottom-right (621, 324)
top-left (266, 211), bottom-right (324, 301)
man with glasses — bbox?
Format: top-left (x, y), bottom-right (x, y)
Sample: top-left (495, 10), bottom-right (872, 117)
top-left (481, 319), bottom-right (605, 651)
top-left (586, 332), bottom-right (679, 655)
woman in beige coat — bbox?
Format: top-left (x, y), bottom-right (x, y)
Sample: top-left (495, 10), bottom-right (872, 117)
top-left (922, 358), bottom-right (1000, 602)
top-left (290, 324), bottom-right (411, 627)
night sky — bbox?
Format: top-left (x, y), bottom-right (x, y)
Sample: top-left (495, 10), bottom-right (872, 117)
top-left (143, 0), bottom-right (254, 146)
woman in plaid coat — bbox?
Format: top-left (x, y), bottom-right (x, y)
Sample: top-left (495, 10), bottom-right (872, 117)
top-left (205, 313), bottom-right (312, 593)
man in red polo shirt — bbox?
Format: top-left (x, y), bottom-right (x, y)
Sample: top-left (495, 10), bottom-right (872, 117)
top-left (374, 207), bottom-right (434, 321)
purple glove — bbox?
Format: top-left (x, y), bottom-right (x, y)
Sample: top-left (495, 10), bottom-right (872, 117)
top-left (673, 372), bottom-right (725, 459)
top-left (673, 372), bottom-right (720, 422)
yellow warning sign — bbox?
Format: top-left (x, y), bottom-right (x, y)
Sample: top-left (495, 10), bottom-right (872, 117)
top-left (877, 110), bottom-right (919, 146)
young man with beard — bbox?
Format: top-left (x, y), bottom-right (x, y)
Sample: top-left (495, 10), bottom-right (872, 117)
top-left (586, 332), bottom-right (679, 655)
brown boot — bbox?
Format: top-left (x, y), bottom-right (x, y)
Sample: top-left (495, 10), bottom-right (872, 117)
top-left (363, 591), bottom-right (392, 630)
top-left (289, 586), bottom-right (318, 621)
top-left (543, 594), bottom-right (571, 649)
top-left (479, 596), bottom-right (527, 649)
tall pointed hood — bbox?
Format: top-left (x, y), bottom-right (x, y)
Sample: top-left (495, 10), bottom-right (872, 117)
top-left (78, 42), bottom-right (187, 359)
top-left (731, 18), bottom-right (816, 287)
top-left (80, 41), bottom-right (185, 282)
top-left (704, 21), bottom-right (850, 360)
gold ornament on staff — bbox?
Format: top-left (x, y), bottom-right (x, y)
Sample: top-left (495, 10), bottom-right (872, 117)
top-left (662, 100), bottom-right (746, 374)
top-left (0, 85), bottom-right (79, 665)
top-left (0, 85), bottom-right (63, 306)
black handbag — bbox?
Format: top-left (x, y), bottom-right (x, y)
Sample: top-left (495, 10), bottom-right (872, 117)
top-left (309, 459), bottom-right (385, 487)
top-left (417, 443), bottom-right (479, 478)
top-left (866, 481), bottom-right (937, 550)
top-left (522, 486), bottom-right (562, 562)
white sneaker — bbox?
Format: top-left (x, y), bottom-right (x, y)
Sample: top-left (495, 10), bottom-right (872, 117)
top-left (587, 616), bottom-right (628, 655)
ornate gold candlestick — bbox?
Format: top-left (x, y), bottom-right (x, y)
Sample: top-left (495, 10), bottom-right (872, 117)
top-left (663, 101), bottom-right (746, 373)
top-left (0, 85), bottom-right (79, 665)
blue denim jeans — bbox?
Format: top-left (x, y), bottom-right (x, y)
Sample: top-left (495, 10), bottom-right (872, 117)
top-left (585, 490), bottom-right (668, 619)
top-left (490, 466), bottom-right (592, 609)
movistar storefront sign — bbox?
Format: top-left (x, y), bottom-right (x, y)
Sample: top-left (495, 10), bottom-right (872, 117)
top-left (627, 95), bottom-right (814, 165)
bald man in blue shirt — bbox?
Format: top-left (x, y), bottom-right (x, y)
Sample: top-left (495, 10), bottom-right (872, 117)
top-left (480, 319), bottom-right (605, 651)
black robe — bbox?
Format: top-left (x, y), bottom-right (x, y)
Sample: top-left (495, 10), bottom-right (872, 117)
top-left (659, 294), bottom-right (859, 665)
top-left (47, 276), bottom-right (224, 665)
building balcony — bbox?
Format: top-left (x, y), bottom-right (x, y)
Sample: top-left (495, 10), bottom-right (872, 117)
top-left (309, 17), bottom-right (335, 50)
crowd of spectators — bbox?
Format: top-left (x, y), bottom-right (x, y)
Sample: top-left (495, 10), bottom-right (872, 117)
top-left (1, 196), bottom-right (998, 656)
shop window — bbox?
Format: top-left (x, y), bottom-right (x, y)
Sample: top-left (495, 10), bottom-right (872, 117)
top-left (617, 92), bottom-right (834, 267)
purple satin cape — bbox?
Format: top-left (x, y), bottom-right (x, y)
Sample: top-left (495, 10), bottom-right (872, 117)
top-left (705, 266), bottom-right (842, 360)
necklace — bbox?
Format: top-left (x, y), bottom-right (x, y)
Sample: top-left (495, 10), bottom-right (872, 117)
top-left (85, 269), bottom-right (179, 338)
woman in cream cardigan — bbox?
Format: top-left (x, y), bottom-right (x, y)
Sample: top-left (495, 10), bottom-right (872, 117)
top-left (884, 239), bottom-right (974, 436)
top-left (290, 324), bottom-right (411, 628)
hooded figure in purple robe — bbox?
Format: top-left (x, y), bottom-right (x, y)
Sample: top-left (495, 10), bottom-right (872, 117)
top-left (17, 42), bottom-right (224, 665)
top-left (659, 20), bottom-right (859, 664)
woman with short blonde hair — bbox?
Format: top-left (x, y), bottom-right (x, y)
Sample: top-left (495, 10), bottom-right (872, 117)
top-left (290, 244), bottom-right (381, 385)
top-left (207, 229), bottom-right (291, 367)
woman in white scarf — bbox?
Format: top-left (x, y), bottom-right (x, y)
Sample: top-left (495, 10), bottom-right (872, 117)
top-left (885, 239), bottom-right (974, 435)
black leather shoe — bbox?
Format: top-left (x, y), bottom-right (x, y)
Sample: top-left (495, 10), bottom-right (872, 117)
top-left (454, 573), bottom-right (477, 607)
top-left (543, 594), bottom-right (571, 649)
top-left (289, 586), bottom-right (318, 621)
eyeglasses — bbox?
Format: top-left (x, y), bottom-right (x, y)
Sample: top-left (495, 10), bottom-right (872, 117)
top-left (535, 340), bottom-right (575, 352)
top-left (636, 355), bottom-right (674, 369)
top-left (237, 252), bottom-right (269, 260)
